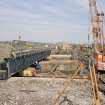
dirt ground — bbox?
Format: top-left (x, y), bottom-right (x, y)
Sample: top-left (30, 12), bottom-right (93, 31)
top-left (0, 77), bottom-right (104, 105)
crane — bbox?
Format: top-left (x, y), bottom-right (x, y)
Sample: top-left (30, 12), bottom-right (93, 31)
top-left (89, 0), bottom-right (105, 71)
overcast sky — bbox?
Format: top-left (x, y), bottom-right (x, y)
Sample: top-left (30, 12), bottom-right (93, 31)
top-left (0, 0), bottom-right (105, 43)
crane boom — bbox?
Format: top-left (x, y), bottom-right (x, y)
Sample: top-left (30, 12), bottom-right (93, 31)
top-left (89, 0), bottom-right (104, 50)
top-left (89, 0), bottom-right (105, 71)
top-left (89, 0), bottom-right (97, 22)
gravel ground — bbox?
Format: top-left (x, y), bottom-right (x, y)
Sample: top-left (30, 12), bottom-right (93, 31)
top-left (0, 77), bottom-right (105, 105)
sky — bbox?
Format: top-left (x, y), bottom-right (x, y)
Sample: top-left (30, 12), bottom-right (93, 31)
top-left (0, 0), bottom-right (105, 43)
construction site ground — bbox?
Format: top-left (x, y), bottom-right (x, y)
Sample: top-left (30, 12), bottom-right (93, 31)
top-left (0, 77), bottom-right (105, 105)
top-left (0, 52), bottom-right (105, 105)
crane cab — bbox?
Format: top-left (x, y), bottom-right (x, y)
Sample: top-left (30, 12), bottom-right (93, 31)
top-left (95, 51), bottom-right (105, 71)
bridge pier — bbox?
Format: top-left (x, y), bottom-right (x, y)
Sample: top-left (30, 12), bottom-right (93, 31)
top-left (34, 62), bottom-right (41, 71)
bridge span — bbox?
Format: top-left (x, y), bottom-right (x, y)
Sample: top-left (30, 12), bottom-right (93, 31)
top-left (0, 48), bottom-right (51, 79)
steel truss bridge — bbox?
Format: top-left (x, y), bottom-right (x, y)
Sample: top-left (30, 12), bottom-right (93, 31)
top-left (0, 49), bottom-right (51, 79)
